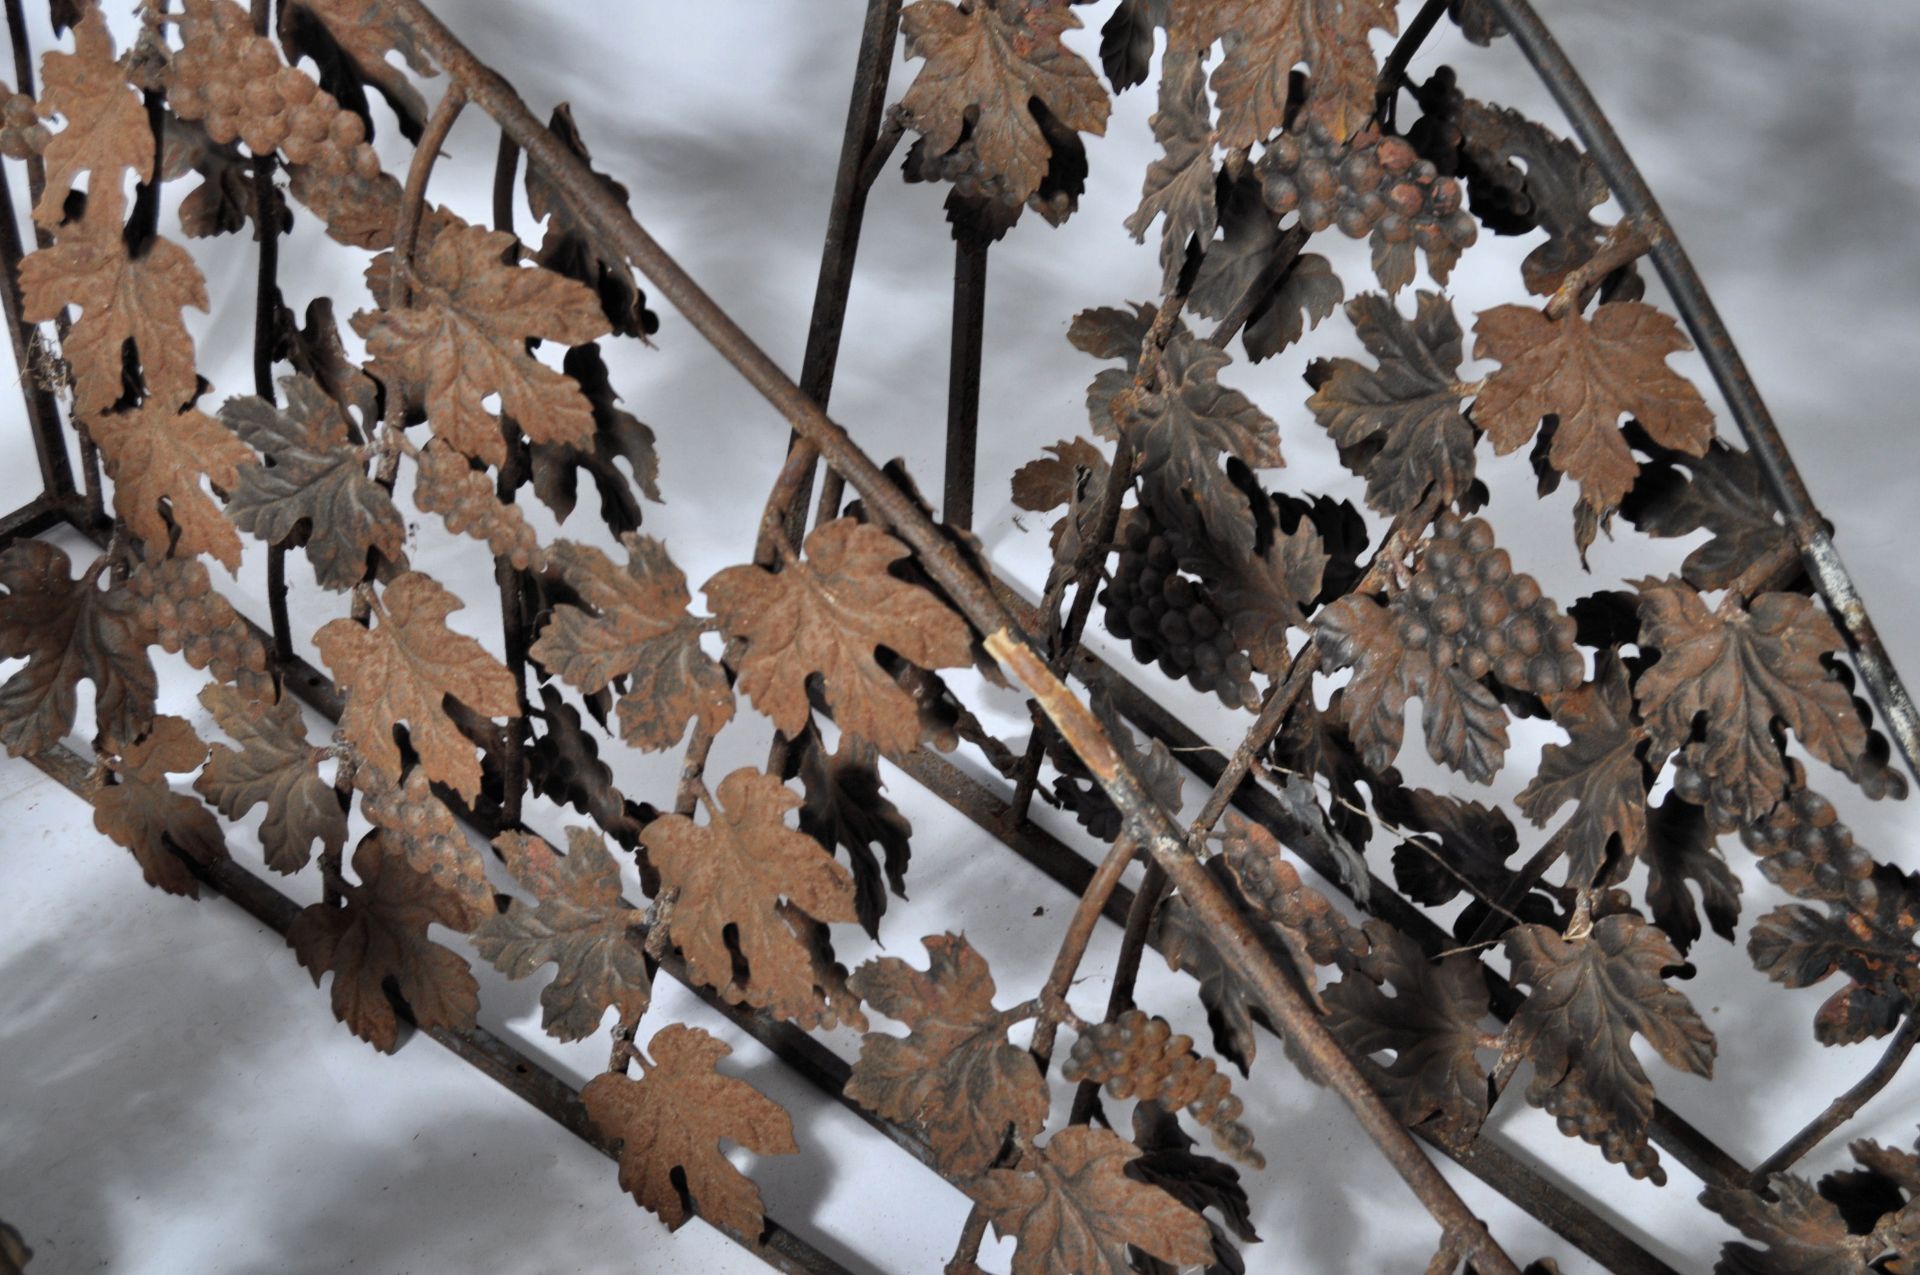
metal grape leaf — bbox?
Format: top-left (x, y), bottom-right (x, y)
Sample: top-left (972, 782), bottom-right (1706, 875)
top-left (1186, 174), bottom-right (1277, 323)
top-left (790, 726), bottom-right (912, 940)
top-left (277, 0), bottom-right (436, 143)
top-left (525, 685), bottom-right (647, 853)
top-left (1125, 1101), bottom-right (1260, 1275)
top-left (581, 1023), bottom-right (796, 1237)
top-left (1504, 913), bottom-right (1716, 1183)
top-left (20, 211), bottom-right (207, 418)
top-left (1100, 0), bottom-right (1169, 92)
top-left (413, 440), bottom-right (543, 570)
top-left (897, 0), bottom-right (1111, 206)
top-left (288, 832), bottom-right (479, 1053)
top-left (313, 570), bottom-right (519, 802)
top-left (0, 541), bottom-right (154, 757)
top-left (160, 113), bottom-right (279, 238)
top-left (1314, 593), bottom-right (1510, 783)
top-left (94, 715), bottom-right (225, 898)
top-left (704, 518), bottom-right (974, 755)
top-left (968, 1126), bottom-right (1216, 1275)
top-left (640, 767), bottom-right (858, 1022)
top-left (845, 932), bottom-right (1048, 1178)
top-left (32, 6), bottom-right (150, 226)
top-left (1634, 578), bottom-right (1868, 827)
top-left (1474, 301), bottom-right (1715, 543)
top-left (527, 105), bottom-right (657, 339)
top-left (1323, 920), bottom-right (1492, 1148)
top-left (528, 344), bottom-right (661, 534)
top-left (1702, 1175), bottom-right (1880, 1275)
top-left (1172, 0), bottom-right (1397, 148)
top-left (471, 828), bottom-right (651, 1042)
top-left (1620, 427), bottom-right (1792, 592)
top-left (1189, 173), bottom-right (1343, 363)
top-left (1515, 653), bottom-right (1650, 890)
top-left (528, 536), bottom-right (730, 752)
top-left (1639, 792), bottom-right (1740, 957)
top-left (352, 220), bottom-right (609, 467)
top-left (1010, 436), bottom-right (1109, 566)
top-left (89, 399), bottom-right (253, 572)
top-left (1125, 51), bottom-right (1214, 292)
top-left (1241, 251), bottom-right (1343, 363)
top-left (1084, 323), bottom-right (1282, 558)
top-left (283, 297), bottom-right (381, 431)
top-left (1378, 787), bottom-right (1539, 943)
top-left (1454, 98), bottom-right (1606, 294)
top-left (223, 374), bottom-right (405, 588)
top-left (194, 683), bottom-right (344, 874)
top-left (1306, 291), bottom-right (1476, 519)
top-left (1198, 519), bottom-right (1326, 677)
top-left (1749, 864), bottom-right (1920, 1046)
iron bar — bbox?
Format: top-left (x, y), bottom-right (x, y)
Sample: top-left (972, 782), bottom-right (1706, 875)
top-left (942, 229), bottom-right (989, 531)
top-left (778, 0), bottom-right (904, 546)
top-left (251, 0), bottom-right (294, 662)
top-left (23, 742), bottom-right (857, 1275)
top-left (0, 490), bottom-right (71, 549)
top-left (1753, 1011), bottom-right (1920, 1183)
top-left (0, 141), bottom-right (71, 499)
top-left (1479, 0), bottom-right (1920, 787)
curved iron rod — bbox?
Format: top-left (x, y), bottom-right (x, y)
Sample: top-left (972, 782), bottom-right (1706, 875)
top-left (1479, 0), bottom-right (1920, 786)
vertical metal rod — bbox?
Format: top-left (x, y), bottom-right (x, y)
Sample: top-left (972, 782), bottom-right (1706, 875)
top-left (1480, 0), bottom-right (1920, 786)
top-left (942, 229), bottom-right (988, 531)
top-left (251, 0), bottom-right (294, 662)
top-left (491, 128), bottom-right (530, 828)
top-left (0, 156), bottom-right (72, 499)
top-left (777, 0), bottom-right (903, 542)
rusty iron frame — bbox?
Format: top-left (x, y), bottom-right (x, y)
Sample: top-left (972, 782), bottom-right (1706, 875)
top-left (0, 1), bottom-right (1912, 1272)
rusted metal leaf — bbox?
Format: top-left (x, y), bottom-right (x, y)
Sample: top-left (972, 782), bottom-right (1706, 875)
top-left (897, 0), bottom-right (1110, 207)
top-left (1504, 913), bottom-right (1716, 1183)
top-left (529, 536), bottom-right (730, 753)
top-left (95, 715), bottom-right (227, 897)
top-left (288, 831), bottom-right (480, 1052)
top-left (846, 932), bottom-right (1048, 1178)
top-left (0, 542), bottom-right (154, 757)
top-left (1324, 920), bottom-right (1492, 1148)
top-left (582, 1023), bottom-right (797, 1236)
top-left (641, 767), bottom-right (860, 1026)
top-left (1171, 0), bottom-right (1397, 147)
top-left (195, 683), bottom-right (345, 875)
top-left (1306, 291), bottom-right (1476, 519)
top-left (967, 1125), bottom-right (1216, 1275)
top-left (314, 570), bottom-right (519, 802)
top-left (472, 827), bottom-right (652, 1042)
top-left (224, 374), bottom-right (406, 587)
top-left (353, 219), bottom-right (609, 466)
top-left (705, 518), bottom-right (974, 755)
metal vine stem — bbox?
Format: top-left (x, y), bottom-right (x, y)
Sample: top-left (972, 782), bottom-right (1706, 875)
top-left (0, 0), bottom-right (1913, 1272)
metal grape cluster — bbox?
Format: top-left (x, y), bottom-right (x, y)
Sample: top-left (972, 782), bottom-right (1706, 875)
top-left (0, 0), bottom-right (1915, 1272)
